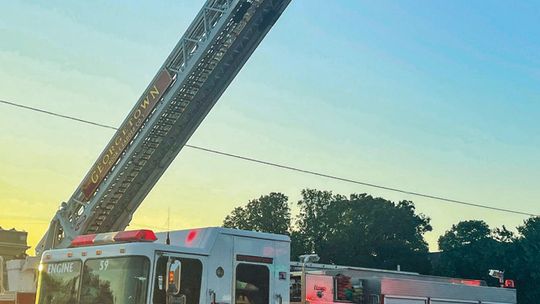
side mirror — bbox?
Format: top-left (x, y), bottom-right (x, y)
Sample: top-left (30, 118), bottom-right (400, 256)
top-left (166, 259), bottom-right (182, 296)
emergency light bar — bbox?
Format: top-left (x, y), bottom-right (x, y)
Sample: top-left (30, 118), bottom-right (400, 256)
top-left (71, 229), bottom-right (157, 247)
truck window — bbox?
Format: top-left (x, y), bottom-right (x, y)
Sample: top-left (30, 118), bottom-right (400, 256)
top-left (36, 260), bottom-right (82, 304)
top-left (80, 256), bottom-right (150, 304)
top-left (153, 256), bottom-right (203, 304)
top-left (235, 263), bottom-right (269, 304)
top-left (290, 275), bottom-right (302, 302)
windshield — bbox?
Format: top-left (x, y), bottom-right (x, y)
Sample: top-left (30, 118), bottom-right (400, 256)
top-left (80, 256), bottom-right (150, 304)
top-left (36, 261), bottom-right (82, 304)
top-left (36, 256), bottom-right (150, 304)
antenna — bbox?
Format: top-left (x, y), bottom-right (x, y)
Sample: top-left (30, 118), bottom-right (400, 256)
top-left (166, 207), bottom-right (171, 245)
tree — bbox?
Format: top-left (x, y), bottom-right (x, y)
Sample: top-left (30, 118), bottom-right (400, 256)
top-left (291, 189), bottom-right (339, 259)
top-left (293, 189), bottom-right (433, 273)
top-left (512, 217), bottom-right (540, 303)
top-left (433, 220), bottom-right (514, 286)
top-left (433, 218), bottom-right (540, 303)
top-left (438, 220), bottom-right (491, 251)
top-left (223, 192), bottom-right (291, 235)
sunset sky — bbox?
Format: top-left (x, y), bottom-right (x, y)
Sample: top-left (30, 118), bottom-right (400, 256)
top-left (1, 1), bottom-right (539, 253)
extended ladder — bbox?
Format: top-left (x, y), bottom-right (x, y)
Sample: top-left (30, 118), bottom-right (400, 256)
top-left (37, 0), bottom-right (291, 254)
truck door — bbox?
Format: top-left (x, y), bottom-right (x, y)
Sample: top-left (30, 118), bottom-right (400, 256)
top-left (233, 256), bottom-right (272, 304)
top-left (152, 252), bottom-right (204, 304)
top-left (232, 236), bottom-right (289, 304)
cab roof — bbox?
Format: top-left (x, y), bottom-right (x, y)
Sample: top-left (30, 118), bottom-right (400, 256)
top-left (43, 227), bottom-right (289, 260)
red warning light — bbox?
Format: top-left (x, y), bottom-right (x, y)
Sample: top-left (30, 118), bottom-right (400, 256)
top-left (71, 234), bottom-right (97, 247)
top-left (71, 230), bottom-right (156, 247)
top-left (115, 230), bottom-right (157, 242)
top-left (450, 279), bottom-right (483, 286)
top-left (462, 279), bottom-right (482, 286)
top-left (186, 230), bottom-right (198, 244)
top-left (504, 279), bottom-right (515, 288)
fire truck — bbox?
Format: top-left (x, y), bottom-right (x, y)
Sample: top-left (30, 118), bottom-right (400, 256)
top-left (1, 0), bottom-right (518, 303)
top-left (34, 228), bottom-right (517, 304)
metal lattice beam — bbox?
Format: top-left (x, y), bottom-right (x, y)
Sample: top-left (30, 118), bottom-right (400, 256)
top-left (37, 0), bottom-right (291, 255)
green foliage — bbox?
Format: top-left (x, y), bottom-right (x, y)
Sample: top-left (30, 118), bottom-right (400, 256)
top-left (434, 217), bottom-right (540, 304)
top-left (438, 220), bottom-right (492, 251)
top-left (512, 217), bottom-right (540, 303)
top-left (293, 189), bottom-right (432, 273)
top-left (223, 189), bottom-right (540, 301)
top-left (433, 220), bottom-right (509, 284)
top-left (223, 192), bottom-right (291, 235)
top-left (224, 189), bottom-right (433, 274)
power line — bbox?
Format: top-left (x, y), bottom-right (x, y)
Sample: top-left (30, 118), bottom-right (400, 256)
top-left (185, 146), bottom-right (537, 217)
top-left (0, 99), bottom-right (117, 131)
top-left (1, 99), bottom-right (538, 218)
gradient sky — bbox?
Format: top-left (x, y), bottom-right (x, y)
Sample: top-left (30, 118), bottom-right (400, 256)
top-left (0, 1), bottom-right (539, 253)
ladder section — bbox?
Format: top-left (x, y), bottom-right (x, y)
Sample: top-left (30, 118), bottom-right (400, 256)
top-left (37, 0), bottom-right (291, 254)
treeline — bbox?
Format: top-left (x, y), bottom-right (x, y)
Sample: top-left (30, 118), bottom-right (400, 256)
top-left (223, 189), bottom-right (540, 304)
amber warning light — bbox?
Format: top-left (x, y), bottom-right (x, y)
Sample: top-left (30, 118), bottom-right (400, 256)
top-left (71, 230), bottom-right (157, 247)
top-left (169, 271), bottom-right (175, 285)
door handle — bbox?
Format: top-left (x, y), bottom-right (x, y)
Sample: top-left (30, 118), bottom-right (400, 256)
top-left (276, 294), bottom-right (283, 304)
top-left (209, 289), bottom-right (216, 304)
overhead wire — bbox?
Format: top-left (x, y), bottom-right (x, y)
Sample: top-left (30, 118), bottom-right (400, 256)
top-left (0, 99), bottom-right (117, 131)
top-left (1, 98), bottom-right (538, 217)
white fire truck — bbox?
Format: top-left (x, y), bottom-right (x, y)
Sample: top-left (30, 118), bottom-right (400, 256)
top-left (35, 228), bottom-right (517, 304)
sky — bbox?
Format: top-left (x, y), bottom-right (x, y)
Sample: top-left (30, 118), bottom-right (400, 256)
top-left (0, 1), bottom-right (539, 253)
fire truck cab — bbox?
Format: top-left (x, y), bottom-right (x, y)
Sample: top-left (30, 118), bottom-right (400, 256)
top-left (35, 228), bottom-right (290, 304)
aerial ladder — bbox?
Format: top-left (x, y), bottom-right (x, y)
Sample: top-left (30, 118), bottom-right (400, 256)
top-left (35, 0), bottom-right (291, 255)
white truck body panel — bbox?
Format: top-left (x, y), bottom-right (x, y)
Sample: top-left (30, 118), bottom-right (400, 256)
top-left (380, 278), bottom-right (516, 304)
